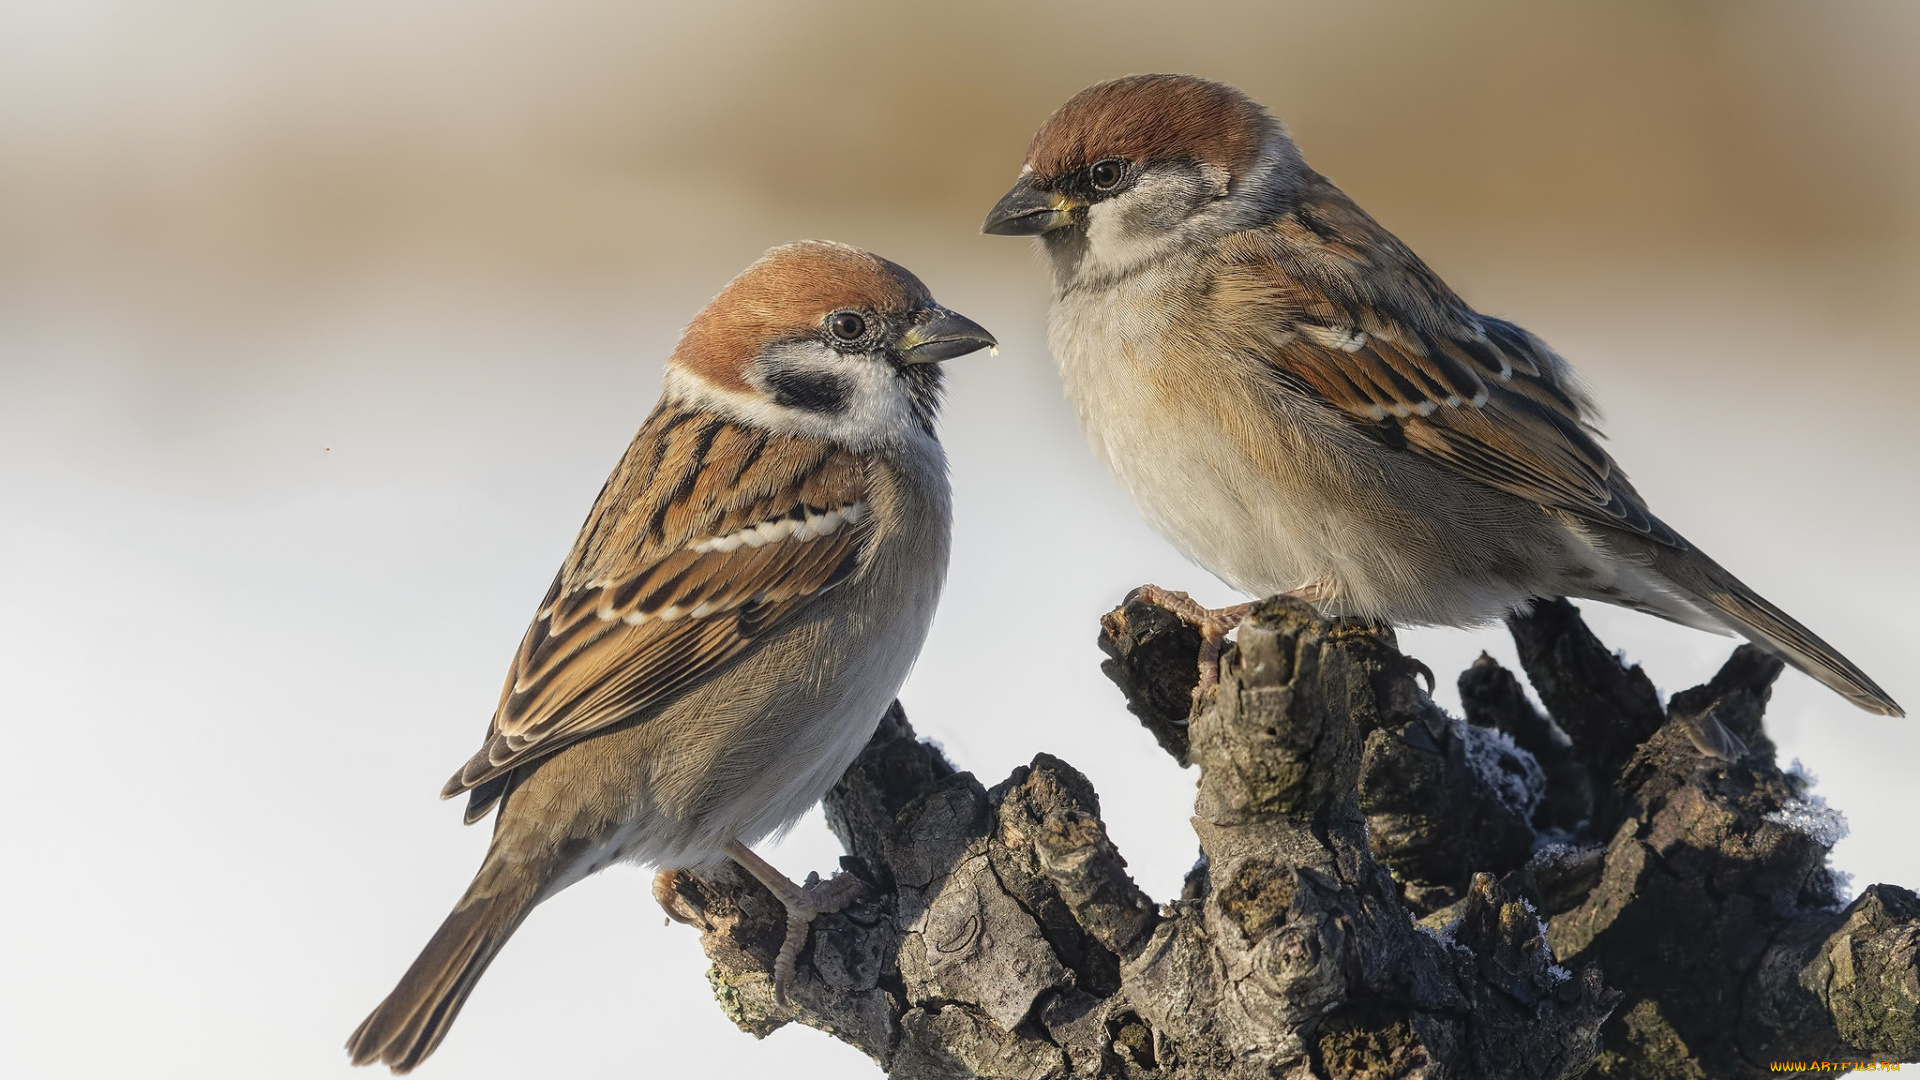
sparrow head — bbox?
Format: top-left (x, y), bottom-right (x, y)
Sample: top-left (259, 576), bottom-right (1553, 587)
top-left (665, 240), bottom-right (996, 446)
top-left (982, 75), bottom-right (1308, 288)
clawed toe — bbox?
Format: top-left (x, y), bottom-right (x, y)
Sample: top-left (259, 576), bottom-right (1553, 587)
top-left (801, 869), bottom-right (866, 914)
top-left (772, 907), bottom-right (813, 1006)
top-left (723, 840), bottom-right (871, 1008)
top-left (770, 871), bottom-right (866, 1006)
top-left (1125, 585), bottom-right (1253, 709)
top-left (1124, 583), bottom-right (1212, 626)
top-left (1402, 656), bottom-right (1436, 695)
top-left (652, 869), bottom-right (695, 926)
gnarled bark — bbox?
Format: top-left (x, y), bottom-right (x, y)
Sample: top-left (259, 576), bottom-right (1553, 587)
top-left (657, 596), bottom-right (1920, 1078)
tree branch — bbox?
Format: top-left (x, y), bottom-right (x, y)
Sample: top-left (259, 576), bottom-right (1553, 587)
top-left (658, 596), bottom-right (1919, 1078)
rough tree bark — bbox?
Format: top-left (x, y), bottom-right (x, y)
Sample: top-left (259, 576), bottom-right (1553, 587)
top-left (656, 595), bottom-right (1920, 1078)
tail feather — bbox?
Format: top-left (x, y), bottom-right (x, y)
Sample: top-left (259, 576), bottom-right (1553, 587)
top-left (347, 865), bottom-right (542, 1073)
top-left (1638, 540), bottom-right (1904, 717)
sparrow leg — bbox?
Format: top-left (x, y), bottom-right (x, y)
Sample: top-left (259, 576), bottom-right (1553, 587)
top-left (723, 840), bottom-right (866, 1007)
top-left (1283, 580), bottom-right (1335, 605)
top-left (1124, 584), bottom-right (1254, 707)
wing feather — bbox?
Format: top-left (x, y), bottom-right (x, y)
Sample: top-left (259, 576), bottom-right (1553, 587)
top-left (1216, 185), bottom-right (1681, 548)
top-left (443, 407), bottom-right (874, 799)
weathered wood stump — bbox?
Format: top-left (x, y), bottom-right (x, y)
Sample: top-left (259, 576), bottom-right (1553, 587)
top-left (658, 596), bottom-right (1920, 1078)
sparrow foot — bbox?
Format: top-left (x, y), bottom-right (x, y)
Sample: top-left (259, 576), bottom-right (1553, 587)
top-left (1400, 655), bottom-right (1437, 695)
top-left (770, 871), bottom-right (867, 1004)
top-left (1124, 584), bottom-right (1253, 708)
top-left (723, 841), bottom-right (867, 1007)
top-left (652, 869), bottom-right (695, 926)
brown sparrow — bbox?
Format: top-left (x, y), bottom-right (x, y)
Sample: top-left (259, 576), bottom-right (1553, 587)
top-left (983, 74), bottom-right (1900, 719)
top-left (345, 240), bottom-right (995, 1072)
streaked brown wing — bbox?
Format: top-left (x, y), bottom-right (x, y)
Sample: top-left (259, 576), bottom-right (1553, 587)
top-left (1216, 190), bottom-right (1679, 548)
top-left (444, 409), bottom-right (873, 800)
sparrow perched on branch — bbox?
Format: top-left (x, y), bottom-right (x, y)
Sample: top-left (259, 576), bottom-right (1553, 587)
top-left (984, 73), bottom-right (1900, 720)
top-left (346, 241), bottom-right (995, 1072)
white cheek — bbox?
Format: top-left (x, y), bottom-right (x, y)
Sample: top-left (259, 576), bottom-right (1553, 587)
top-left (662, 349), bottom-right (924, 451)
top-left (827, 358), bottom-right (919, 440)
top-left (1079, 181), bottom-right (1196, 282)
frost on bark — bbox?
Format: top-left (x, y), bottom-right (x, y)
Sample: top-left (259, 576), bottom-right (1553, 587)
top-left (656, 595), bottom-right (1920, 1078)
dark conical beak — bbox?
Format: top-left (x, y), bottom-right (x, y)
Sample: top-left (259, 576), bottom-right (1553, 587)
top-left (981, 176), bottom-right (1076, 236)
top-left (899, 306), bottom-right (997, 364)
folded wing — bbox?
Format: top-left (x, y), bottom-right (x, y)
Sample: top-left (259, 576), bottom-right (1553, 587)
top-left (1215, 185), bottom-right (1681, 548)
top-left (444, 411), bottom-right (873, 817)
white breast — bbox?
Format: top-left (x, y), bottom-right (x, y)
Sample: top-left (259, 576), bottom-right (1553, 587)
top-left (1048, 275), bottom-right (1321, 600)
top-left (1047, 273), bottom-right (1634, 628)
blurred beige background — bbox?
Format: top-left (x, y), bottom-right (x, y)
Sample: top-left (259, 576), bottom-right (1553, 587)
top-left (2, 2), bottom-right (1916, 1077)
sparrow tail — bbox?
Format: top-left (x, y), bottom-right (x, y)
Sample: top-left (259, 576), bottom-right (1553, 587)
top-left (1638, 541), bottom-right (1903, 717)
top-left (345, 859), bottom-right (544, 1073)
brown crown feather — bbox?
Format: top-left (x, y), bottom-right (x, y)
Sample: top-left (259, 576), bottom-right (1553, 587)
top-left (670, 240), bottom-right (934, 392)
top-left (1025, 74), bottom-right (1275, 181)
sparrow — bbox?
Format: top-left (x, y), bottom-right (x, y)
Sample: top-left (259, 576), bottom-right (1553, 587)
top-left (983, 73), bottom-right (1901, 721)
top-left (345, 240), bottom-right (996, 1072)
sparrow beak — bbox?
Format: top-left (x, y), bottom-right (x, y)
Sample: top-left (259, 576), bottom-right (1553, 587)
top-left (899, 306), bottom-right (998, 364)
top-left (981, 176), bottom-right (1076, 236)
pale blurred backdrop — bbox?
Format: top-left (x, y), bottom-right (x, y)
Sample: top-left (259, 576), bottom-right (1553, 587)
top-left (2, 2), bottom-right (1916, 1077)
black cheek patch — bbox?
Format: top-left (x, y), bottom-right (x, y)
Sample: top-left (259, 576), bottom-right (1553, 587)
top-left (764, 367), bottom-right (854, 413)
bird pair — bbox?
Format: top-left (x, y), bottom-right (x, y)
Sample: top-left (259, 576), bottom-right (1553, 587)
top-left (349, 74), bottom-right (1901, 1073)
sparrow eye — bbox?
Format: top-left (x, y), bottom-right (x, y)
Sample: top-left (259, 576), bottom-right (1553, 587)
top-left (828, 311), bottom-right (867, 341)
top-left (1089, 159), bottom-right (1126, 192)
